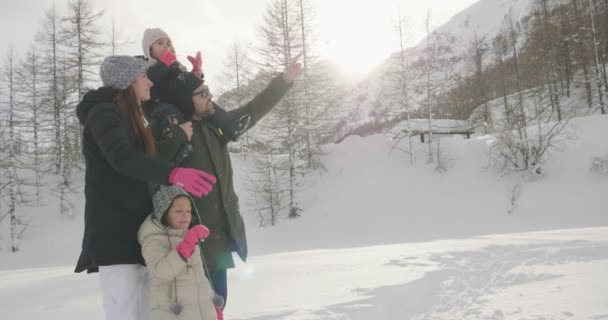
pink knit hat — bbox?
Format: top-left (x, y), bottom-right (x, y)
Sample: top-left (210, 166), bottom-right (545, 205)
top-left (142, 28), bottom-right (176, 59)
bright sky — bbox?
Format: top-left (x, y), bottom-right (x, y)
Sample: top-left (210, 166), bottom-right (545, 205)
top-left (0, 0), bottom-right (478, 83)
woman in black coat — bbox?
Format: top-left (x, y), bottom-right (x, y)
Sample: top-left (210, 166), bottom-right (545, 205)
top-left (74, 55), bottom-right (216, 320)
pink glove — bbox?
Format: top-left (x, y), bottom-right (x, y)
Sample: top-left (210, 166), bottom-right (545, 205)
top-left (168, 168), bottom-right (217, 198)
top-left (187, 51), bottom-right (203, 78)
top-left (159, 50), bottom-right (177, 67)
top-left (215, 306), bottom-right (224, 320)
top-left (176, 225), bottom-right (210, 259)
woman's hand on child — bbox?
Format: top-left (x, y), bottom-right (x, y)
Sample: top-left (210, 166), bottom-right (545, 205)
top-left (168, 168), bottom-right (217, 198)
top-left (160, 51), bottom-right (177, 67)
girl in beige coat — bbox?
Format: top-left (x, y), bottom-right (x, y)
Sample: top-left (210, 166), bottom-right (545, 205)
top-left (138, 185), bottom-right (223, 320)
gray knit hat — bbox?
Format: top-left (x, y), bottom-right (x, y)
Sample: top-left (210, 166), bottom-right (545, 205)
top-left (142, 28), bottom-right (175, 59)
top-left (152, 185), bottom-right (200, 225)
top-left (100, 55), bottom-right (150, 90)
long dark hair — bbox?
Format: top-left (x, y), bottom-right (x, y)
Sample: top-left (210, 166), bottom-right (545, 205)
top-left (115, 86), bottom-right (157, 155)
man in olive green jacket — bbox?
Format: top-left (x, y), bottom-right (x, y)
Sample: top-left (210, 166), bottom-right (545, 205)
top-left (153, 55), bottom-right (302, 306)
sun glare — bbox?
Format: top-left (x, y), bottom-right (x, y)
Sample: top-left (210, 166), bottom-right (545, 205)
top-left (318, 0), bottom-right (400, 75)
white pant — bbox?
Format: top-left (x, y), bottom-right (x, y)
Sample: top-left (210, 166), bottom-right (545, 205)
top-left (99, 264), bottom-right (150, 320)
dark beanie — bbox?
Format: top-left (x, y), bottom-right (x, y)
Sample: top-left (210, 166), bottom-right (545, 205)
top-left (167, 69), bottom-right (204, 121)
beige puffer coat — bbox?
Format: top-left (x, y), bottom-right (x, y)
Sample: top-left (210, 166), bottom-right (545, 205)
top-left (138, 186), bottom-right (217, 320)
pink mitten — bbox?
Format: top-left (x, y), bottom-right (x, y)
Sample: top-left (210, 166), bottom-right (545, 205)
top-left (187, 51), bottom-right (203, 78)
top-left (168, 168), bottom-right (217, 198)
top-left (183, 225), bottom-right (210, 245)
top-left (159, 50), bottom-right (177, 67)
top-left (176, 240), bottom-right (196, 259)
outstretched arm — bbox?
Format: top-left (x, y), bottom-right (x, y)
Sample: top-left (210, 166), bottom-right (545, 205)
top-left (226, 53), bottom-right (303, 128)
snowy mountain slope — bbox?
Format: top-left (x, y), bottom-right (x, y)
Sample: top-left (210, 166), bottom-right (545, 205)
top-left (336, 0), bottom-right (535, 136)
top-left (467, 66), bottom-right (607, 132)
top-left (420, 0), bottom-right (534, 55)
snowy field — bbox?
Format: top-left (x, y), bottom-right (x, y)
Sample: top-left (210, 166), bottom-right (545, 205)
top-left (1, 227), bottom-right (607, 319)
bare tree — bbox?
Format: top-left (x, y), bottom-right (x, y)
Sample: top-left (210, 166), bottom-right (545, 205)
top-left (109, 17), bottom-right (132, 55)
top-left (532, 0), bottom-right (564, 120)
top-left (505, 12), bottom-right (531, 153)
top-left (296, 0), bottom-right (325, 169)
top-left (254, 0), bottom-right (305, 219)
top-left (216, 40), bottom-right (255, 157)
top-left (61, 0), bottom-right (105, 100)
top-left (558, 4), bottom-right (574, 98)
top-left (37, 4), bottom-right (65, 174)
top-left (0, 47), bottom-right (29, 252)
top-left (492, 32), bottom-right (513, 122)
top-left (572, 0), bottom-right (594, 109)
top-left (601, 0), bottom-right (608, 92)
top-left (586, 0), bottom-right (606, 113)
top-left (383, 13), bottom-right (416, 165)
top-left (412, 12), bottom-right (458, 164)
top-left (217, 40), bottom-right (254, 99)
top-left (55, 55), bottom-right (79, 217)
top-left (469, 34), bottom-right (493, 133)
top-left (247, 151), bottom-right (282, 227)
top-left (396, 14), bottom-right (415, 165)
top-left (15, 48), bottom-right (49, 203)
top-left (492, 86), bottom-right (570, 174)
top-left (425, 11), bottom-right (434, 164)
top-left (57, 115), bottom-right (76, 217)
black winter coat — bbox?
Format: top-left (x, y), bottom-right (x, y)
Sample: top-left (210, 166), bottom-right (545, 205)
top-left (74, 87), bottom-right (175, 273)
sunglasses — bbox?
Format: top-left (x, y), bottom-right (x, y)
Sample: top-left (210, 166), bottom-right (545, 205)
top-left (192, 86), bottom-right (211, 99)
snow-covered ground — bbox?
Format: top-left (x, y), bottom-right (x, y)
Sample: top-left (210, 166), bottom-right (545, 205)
top-left (1, 228), bottom-right (607, 320)
top-left (1, 114), bottom-right (607, 319)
